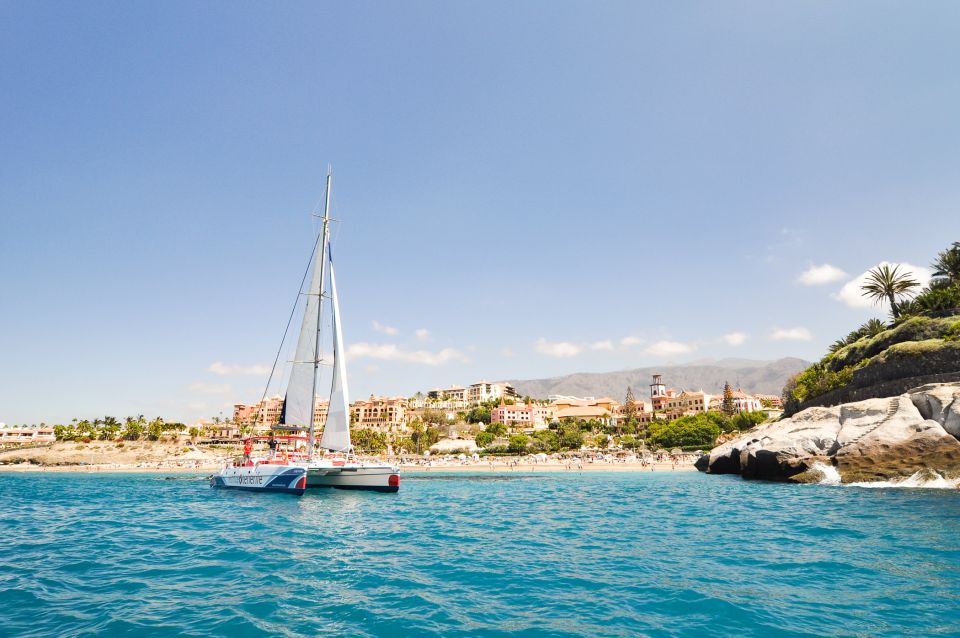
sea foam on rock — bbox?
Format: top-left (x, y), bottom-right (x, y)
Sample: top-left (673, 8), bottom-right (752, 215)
top-left (700, 383), bottom-right (960, 484)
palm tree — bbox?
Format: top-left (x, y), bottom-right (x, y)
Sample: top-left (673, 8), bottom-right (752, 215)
top-left (931, 241), bottom-right (960, 286)
top-left (860, 264), bottom-right (920, 319)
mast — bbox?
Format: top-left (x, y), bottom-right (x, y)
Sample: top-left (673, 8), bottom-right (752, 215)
top-left (308, 167), bottom-right (332, 459)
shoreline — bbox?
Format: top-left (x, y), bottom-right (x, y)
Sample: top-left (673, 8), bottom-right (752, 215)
top-left (0, 461), bottom-right (697, 474)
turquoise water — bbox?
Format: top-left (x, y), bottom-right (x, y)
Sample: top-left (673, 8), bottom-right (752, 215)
top-left (1, 472), bottom-right (959, 637)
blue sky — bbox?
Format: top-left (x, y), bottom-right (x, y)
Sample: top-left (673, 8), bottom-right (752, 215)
top-left (2, 1), bottom-right (959, 424)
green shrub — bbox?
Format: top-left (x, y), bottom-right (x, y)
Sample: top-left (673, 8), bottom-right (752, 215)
top-left (475, 431), bottom-right (495, 448)
top-left (648, 415), bottom-right (721, 449)
top-left (827, 315), bottom-right (959, 372)
top-left (945, 321), bottom-right (960, 342)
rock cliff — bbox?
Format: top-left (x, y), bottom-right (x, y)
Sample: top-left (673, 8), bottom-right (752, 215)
top-left (700, 382), bottom-right (960, 483)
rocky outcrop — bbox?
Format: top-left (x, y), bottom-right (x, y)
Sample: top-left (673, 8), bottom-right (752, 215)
top-left (701, 383), bottom-right (960, 483)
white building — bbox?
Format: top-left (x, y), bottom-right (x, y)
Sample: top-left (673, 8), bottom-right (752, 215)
top-left (468, 381), bottom-right (518, 404)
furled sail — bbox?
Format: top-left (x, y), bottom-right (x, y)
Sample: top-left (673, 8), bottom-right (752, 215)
top-left (320, 243), bottom-right (351, 451)
top-left (282, 234), bottom-right (325, 427)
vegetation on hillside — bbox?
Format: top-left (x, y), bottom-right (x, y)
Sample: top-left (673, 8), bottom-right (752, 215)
top-left (45, 416), bottom-right (191, 442)
top-left (783, 241), bottom-right (960, 412)
top-left (472, 408), bottom-right (767, 454)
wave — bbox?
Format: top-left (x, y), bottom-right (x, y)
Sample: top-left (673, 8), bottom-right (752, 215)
top-left (811, 462), bottom-right (842, 485)
top-left (813, 462), bottom-right (960, 489)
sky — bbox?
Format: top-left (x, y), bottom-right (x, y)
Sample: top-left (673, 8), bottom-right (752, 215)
top-left (2, 1), bottom-right (959, 424)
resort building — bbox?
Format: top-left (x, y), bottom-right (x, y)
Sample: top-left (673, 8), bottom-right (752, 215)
top-left (425, 386), bottom-right (470, 409)
top-left (754, 394), bottom-right (784, 408)
top-left (468, 381), bottom-right (518, 404)
top-left (730, 389), bottom-right (763, 413)
top-left (491, 403), bottom-right (557, 430)
top-left (428, 385), bottom-right (467, 402)
top-left (0, 425), bottom-right (56, 447)
top-left (663, 390), bottom-right (716, 418)
top-left (233, 396), bottom-right (329, 433)
top-left (649, 374), bottom-right (676, 413)
top-left (351, 395), bottom-right (409, 433)
top-left (426, 381), bottom-right (519, 407)
top-left (550, 397), bottom-right (620, 426)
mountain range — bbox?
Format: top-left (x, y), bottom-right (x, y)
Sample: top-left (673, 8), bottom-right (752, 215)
top-left (508, 358), bottom-right (810, 401)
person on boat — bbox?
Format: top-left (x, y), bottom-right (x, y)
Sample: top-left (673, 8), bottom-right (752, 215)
top-left (243, 439), bottom-right (253, 463)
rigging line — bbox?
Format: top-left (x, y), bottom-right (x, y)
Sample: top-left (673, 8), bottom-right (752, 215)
top-left (254, 226), bottom-right (324, 429)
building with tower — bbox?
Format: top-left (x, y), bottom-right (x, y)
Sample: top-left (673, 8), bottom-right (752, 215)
top-left (649, 374), bottom-right (675, 412)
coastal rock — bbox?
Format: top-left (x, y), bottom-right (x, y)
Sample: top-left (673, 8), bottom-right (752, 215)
top-left (702, 383), bottom-right (960, 483)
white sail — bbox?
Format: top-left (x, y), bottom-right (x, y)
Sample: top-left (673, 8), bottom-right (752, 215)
top-left (283, 235), bottom-right (325, 427)
top-left (320, 244), bottom-right (351, 451)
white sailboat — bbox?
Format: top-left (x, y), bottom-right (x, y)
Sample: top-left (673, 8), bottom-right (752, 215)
top-left (282, 168), bottom-right (401, 492)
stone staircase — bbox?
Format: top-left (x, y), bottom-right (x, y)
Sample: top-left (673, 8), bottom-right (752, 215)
top-left (847, 397), bottom-right (900, 445)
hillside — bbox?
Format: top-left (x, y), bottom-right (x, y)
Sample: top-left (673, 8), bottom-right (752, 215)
top-left (508, 357), bottom-right (809, 400)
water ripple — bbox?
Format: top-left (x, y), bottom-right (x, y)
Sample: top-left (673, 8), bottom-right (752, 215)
top-left (1, 471), bottom-right (959, 637)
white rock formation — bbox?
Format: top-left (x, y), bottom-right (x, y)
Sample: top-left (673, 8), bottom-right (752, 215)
top-left (700, 383), bottom-right (960, 483)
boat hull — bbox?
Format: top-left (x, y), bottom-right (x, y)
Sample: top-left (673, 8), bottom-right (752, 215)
top-left (306, 464), bottom-right (400, 492)
top-left (211, 464), bottom-right (307, 495)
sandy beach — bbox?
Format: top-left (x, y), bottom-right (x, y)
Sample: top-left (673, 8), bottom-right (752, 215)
top-left (0, 441), bottom-right (697, 474)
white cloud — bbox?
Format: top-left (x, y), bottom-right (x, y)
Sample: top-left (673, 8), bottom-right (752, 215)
top-left (722, 332), bottom-right (748, 346)
top-left (590, 340), bottom-right (614, 351)
top-left (365, 365), bottom-right (380, 374)
top-left (188, 382), bottom-right (233, 395)
top-left (534, 338), bottom-right (584, 358)
top-left (346, 342), bottom-right (469, 366)
top-left (372, 320), bottom-right (399, 336)
top-left (415, 328), bottom-right (431, 341)
top-left (644, 340), bottom-right (696, 357)
top-left (501, 347), bottom-right (515, 358)
top-left (833, 262), bottom-right (932, 309)
top-left (769, 327), bottom-right (813, 341)
top-left (208, 362), bottom-right (270, 376)
top-left (621, 336), bottom-right (644, 346)
top-left (798, 263), bottom-right (848, 286)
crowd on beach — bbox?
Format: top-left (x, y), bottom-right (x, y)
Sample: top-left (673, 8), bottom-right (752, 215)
top-left (397, 450), bottom-right (698, 472)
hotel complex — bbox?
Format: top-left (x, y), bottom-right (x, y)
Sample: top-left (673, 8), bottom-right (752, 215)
top-left (226, 375), bottom-right (773, 438)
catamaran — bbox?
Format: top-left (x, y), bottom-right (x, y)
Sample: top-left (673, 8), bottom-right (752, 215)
top-left (288, 169), bottom-right (400, 492)
top-left (211, 167), bottom-right (400, 494)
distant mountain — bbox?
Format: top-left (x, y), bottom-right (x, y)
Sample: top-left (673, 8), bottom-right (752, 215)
top-left (508, 357), bottom-right (810, 400)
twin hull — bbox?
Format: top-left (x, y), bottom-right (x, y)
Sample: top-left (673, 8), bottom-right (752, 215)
top-left (211, 462), bottom-right (400, 495)
top-left (307, 464), bottom-right (401, 493)
top-left (211, 464), bottom-right (307, 495)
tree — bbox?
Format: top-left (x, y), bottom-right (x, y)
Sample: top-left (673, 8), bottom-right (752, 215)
top-left (508, 433), bottom-right (529, 453)
top-left (594, 434), bottom-right (610, 449)
top-left (648, 415), bottom-right (721, 449)
top-left (931, 241), bottom-right (960, 286)
top-left (421, 426), bottom-right (441, 450)
top-left (530, 429), bottom-right (559, 452)
top-left (353, 429), bottom-right (388, 453)
top-left (623, 387), bottom-right (637, 420)
top-left (422, 409), bottom-right (448, 426)
top-left (722, 382), bottom-right (735, 415)
top-left (485, 422), bottom-right (507, 437)
top-left (730, 410), bottom-right (767, 431)
top-left (861, 264), bottom-right (920, 319)
top-left (558, 423), bottom-right (583, 450)
top-left (123, 415), bottom-right (145, 440)
top-left (466, 406), bottom-right (491, 424)
top-left (100, 416), bottom-right (121, 441)
top-left (146, 418), bottom-right (165, 441)
top-left (475, 431), bottom-right (495, 448)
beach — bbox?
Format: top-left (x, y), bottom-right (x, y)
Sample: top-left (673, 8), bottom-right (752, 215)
top-left (0, 441), bottom-right (697, 474)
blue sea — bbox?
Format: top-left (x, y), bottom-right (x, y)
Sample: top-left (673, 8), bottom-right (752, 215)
top-left (1, 471), bottom-right (959, 637)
